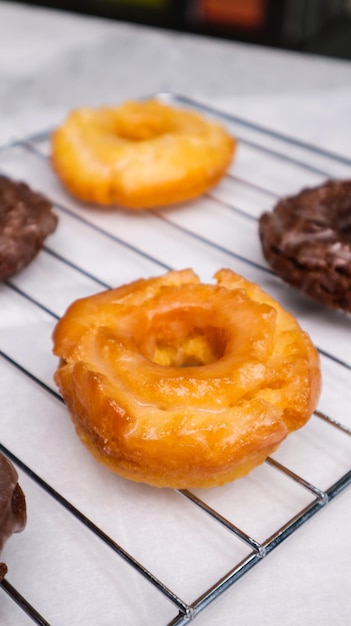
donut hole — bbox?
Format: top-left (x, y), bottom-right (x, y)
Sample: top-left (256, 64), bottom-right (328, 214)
top-left (114, 116), bottom-right (170, 142)
top-left (115, 123), bottom-right (165, 142)
top-left (139, 309), bottom-right (228, 367)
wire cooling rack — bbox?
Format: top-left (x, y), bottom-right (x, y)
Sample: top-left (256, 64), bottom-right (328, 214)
top-left (0, 94), bottom-right (350, 626)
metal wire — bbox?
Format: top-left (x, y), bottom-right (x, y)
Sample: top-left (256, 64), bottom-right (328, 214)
top-left (0, 95), bottom-right (350, 625)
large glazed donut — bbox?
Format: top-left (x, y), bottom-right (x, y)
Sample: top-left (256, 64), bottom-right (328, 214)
top-left (52, 269), bottom-right (321, 489)
top-left (51, 99), bottom-right (235, 209)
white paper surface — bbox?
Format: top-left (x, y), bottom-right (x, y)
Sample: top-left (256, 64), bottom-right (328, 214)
top-left (1, 93), bottom-right (351, 626)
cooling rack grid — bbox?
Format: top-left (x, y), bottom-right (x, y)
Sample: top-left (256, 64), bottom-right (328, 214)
top-left (0, 94), bottom-right (350, 626)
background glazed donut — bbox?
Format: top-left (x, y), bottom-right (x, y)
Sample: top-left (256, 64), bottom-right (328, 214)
top-left (51, 99), bottom-right (235, 209)
top-left (52, 269), bottom-right (321, 489)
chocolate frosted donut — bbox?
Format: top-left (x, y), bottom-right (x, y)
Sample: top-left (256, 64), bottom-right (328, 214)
top-left (259, 179), bottom-right (351, 312)
top-left (0, 175), bottom-right (58, 281)
top-left (0, 452), bottom-right (27, 580)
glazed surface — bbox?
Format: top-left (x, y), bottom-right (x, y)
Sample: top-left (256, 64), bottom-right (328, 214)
top-left (51, 99), bottom-right (235, 209)
top-left (53, 268), bottom-right (321, 488)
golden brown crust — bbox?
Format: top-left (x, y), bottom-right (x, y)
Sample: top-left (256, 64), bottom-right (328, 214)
top-left (51, 100), bottom-right (235, 209)
top-left (52, 269), bottom-right (321, 488)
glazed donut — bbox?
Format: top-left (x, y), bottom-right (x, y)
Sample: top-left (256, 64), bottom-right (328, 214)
top-left (51, 99), bottom-right (235, 209)
top-left (259, 179), bottom-right (351, 312)
top-left (52, 268), bottom-right (321, 489)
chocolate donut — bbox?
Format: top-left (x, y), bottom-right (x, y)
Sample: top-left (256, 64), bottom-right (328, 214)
top-left (259, 179), bottom-right (351, 312)
top-left (0, 452), bottom-right (27, 580)
top-left (0, 175), bottom-right (58, 281)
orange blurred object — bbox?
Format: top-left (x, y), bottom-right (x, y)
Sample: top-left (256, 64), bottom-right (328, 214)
top-left (199, 0), bottom-right (267, 30)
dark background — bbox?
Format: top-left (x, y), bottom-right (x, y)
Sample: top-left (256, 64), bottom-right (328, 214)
top-left (7, 0), bottom-right (351, 60)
